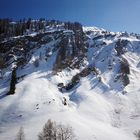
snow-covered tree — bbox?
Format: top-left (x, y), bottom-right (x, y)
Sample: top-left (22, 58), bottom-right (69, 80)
top-left (134, 130), bottom-right (140, 140)
top-left (38, 119), bottom-right (75, 140)
top-left (15, 127), bottom-right (25, 140)
top-left (57, 124), bottom-right (75, 140)
top-left (38, 119), bottom-right (57, 140)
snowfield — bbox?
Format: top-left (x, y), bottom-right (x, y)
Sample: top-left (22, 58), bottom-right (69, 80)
top-left (1, 26), bottom-right (140, 140)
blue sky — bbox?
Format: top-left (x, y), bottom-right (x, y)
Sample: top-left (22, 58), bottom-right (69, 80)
top-left (0, 0), bottom-right (140, 33)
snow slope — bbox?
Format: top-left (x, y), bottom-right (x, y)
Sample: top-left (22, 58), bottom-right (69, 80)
top-left (0, 25), bottom-right (140, 140)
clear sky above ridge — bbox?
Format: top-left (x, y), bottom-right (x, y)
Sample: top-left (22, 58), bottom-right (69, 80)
top-left (0, 0), bottom-right (140, 33)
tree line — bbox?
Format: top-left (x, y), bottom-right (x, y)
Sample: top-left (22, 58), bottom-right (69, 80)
top-left (0, 18), bottom-right (83, 41)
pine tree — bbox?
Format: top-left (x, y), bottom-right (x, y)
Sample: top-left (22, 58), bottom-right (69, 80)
top-left (26, 18), bottom-right (32, 29)
top-left (8, 68), bottom-right (17, 95)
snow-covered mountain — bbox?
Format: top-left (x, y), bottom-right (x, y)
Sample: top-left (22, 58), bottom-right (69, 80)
top-left (1, 19), bottom-right (140, 140)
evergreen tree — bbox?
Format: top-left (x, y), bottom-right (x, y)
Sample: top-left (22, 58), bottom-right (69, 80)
top-left (26, 18), bottom-right (32, 29)
top-left (8, 68), bottom-right (17, 95)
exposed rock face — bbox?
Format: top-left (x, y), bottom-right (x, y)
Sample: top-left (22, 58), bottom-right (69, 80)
top-left (115, 39), bottom-right (128, 56)
top-left (53, 23), bottom-right (87, 72)
top-left (58, 66), bottom-right (99, 92)
top-left (119, 57), bottom-right (130, 86)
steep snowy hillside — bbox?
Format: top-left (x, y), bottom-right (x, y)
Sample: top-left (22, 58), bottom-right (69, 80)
top-left (0, 19), bottom-right (140, 140)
